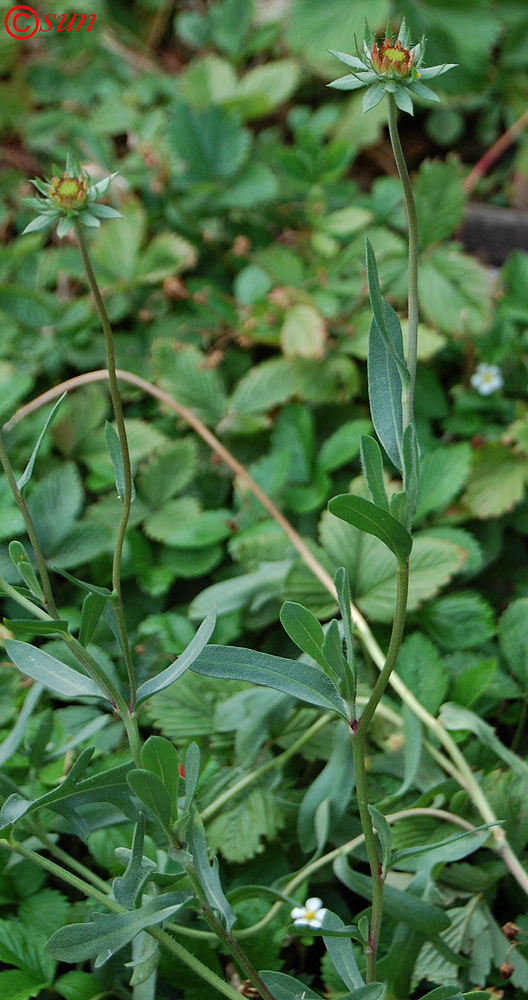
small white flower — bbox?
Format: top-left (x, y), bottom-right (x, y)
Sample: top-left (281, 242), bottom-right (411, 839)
top-left (291, 897), bottom-right (327, 928)
top-left (470, 363), bottom-right (504, 396)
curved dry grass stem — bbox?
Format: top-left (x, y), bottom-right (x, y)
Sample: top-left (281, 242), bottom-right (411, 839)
top-left (6, 368), bottom-right (528, 897)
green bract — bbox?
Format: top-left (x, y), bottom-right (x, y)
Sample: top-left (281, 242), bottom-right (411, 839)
top-left (21, 152), bottom-right (122, 238)
top-left (327, 20), bottom-right (457, 116)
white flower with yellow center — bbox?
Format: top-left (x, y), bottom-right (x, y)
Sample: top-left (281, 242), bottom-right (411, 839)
top-left (291, 897), bottom-right (327, 929)
top-left (470, 363), bottom-right (503, 396)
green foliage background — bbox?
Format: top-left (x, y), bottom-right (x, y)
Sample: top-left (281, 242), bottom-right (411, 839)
top-left (1, 0), bottom-right (528, 997)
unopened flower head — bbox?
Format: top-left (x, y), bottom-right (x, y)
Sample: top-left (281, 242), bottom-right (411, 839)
top-left (22, 153), bottom-right (122, 239)
top-left (327, 19), bottom-right (457, 116)
top-left (470, 363), bottom-right (503, 396)
top-left (291, 897), bottom-right (327, 929)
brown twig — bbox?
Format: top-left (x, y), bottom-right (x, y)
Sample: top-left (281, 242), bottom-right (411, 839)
top-left (464, 107), bottom-right (528, 195)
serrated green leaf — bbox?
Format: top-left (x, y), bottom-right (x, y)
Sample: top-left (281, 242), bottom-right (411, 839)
top-left (396, 633), bottom-right (448, 715)
top-left (53, 970), bottom-right (102, 1000)
top-left (416, 444), bottom-right (472, 522)
top-left (420, 592), bottom-right (495, 651)
top-left (329, 494), bottom-right (412, 563)
top-left (138, 439), bottom-right (197, 507)
top-left (45, 892), bottom-right (189, 966)
top-left (318, 419), bottom-right (372, 473)
top-left (498, 599), bottom-right (528, 693)
top-left (168, 102), bottom-right (250, 182)
top-left (419, 247), bottom-right (492, 335)
top-left (151, 343), bottom-right (227, 425)
top-left (229, 357), bottom-right (296, 415)
top-left (414, 157), bottom-right (465, 250)
top-left (0, 969), bottom-right (47, 1000)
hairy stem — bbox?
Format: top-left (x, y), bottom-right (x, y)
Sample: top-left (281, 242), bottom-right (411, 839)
top-left (73, 221), bottom-right (136, 706)
top-left (387, 96), bottom-right (419, 432)
top-left (352, 561), bottom-right (409, 980)
top-left (0, 434), bottom-right (58, 617)
top-left (8, 370), bottom-right (528, 898)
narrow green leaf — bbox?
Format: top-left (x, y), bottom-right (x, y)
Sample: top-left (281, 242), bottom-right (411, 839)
top-left (334, 567), bottom-right (355, 679)
top-left (45, 892), bottom-right (189, 966)
top-left (389, 823), bottom-right (496, 869)
top-left (135, 610), bottom-right (216, 706)
top-left (329, 494), bottom-right (412, 564)
top-left (78, 592), bottom-right (106, 648)
top-left (5, 640), bottom-right (103, 699)
top-left (190, 645), bottom-right (348, 718)
top-left (4, 619), bottom-right (70, 636)
top-left (334, 857), bottom-right (450, 933)
top-left (17, 393), bottom-right (67, 491)
top-left (280, 601), bottom-right (326, 667)
top-left (389, 490), bottom-right (409, 525)
top-left (51, 567), bottom-right (115, 599)
top-left (367, 306), bottom-right (405, 473)
top-left (141, 736), bottom-right (179, 823)
top-left (104, 422), bottom-right (136, 502)
top-left (187, 806), bottom-right (235, 932)
top-left (440, 703), bottom-right (528, 777)
top-left (360, 435), bottom-right (389, 510)
top-left (402, 423), bottom-right (420, 526)
top-left (184, 742), bottom-right (200, 813)
top-left (9, 541), bottom-right (44, 603)
top-left (0, 747), bottom-right (139, 837)
top-left (368, 805), bottom-right (392, 873)
top-left (322, 911), bottom-right (365, 990)
top-left (0, 682), bottom-right (43, 769)
top-left (127, 770), bottom-right (173, 839)
top-left (113, 816), bottom-right (157, 909)
top-left (366, 239), bottom-right (410, 387)
top-left (321, 618), bottom-right (347, 682)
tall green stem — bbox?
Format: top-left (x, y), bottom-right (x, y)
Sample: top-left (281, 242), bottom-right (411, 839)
top-left (352, 561), bottom-right (409, 981)
top-left (73, 220), bottom-right (136, 706)
top-left (1, 838), bottom-right (245, 1000)
top-left (0, 435), bottom-right (58, 618)
top-left (387, 96), bottom-right (419, 432)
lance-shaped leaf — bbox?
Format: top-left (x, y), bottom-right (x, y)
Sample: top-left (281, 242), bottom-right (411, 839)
top-left (368, 805), bottom-right (392, 874)
top-left (4, 618), bottom-right (70, 636)
top-left (0, 681), bottom-right (43, 768)
top-left (184, 742), bottom-right (200, 814)
top-left (321, 910), bottom-right (364, 990)
top-left (17, 392), bottom-right (67, 491)
top-left (135, 611), bottom-right (216, 706)
top-left (141, 736), bottom-right (179, 823)
top-left (334, 857), bottom-right (449, 933)
top-left (367, 304), bottom-right (406, 473)
top-left (360, 436), bottom-right (388, 511)
top-left (9, 541), bottom-right (44, 603)
top-left (366, 239), bottom-right (410, 389)
top-left (328, 495), bottom-right (412, 565)
top-left (280, 601), bottom-right (326, 668)
top-left (113, 815), bottom-right (157, 909)
top-left (190, 645), bottom-right (348, 718)
top-left (0, 746), bottom-right (139, 838)
top-left (45, 892), bottom-right (190, 966)
top-left (186, 806), bottom-right (235, 932)
top-left (5, 640), bottom-right (103, 700)
top-left (127, 770), bottom-right (173, 840)
top-left (402, 423), bottom-right (420, 527)
top-left (79, 592), bottom-right (106, 648)
top-left (104, 421), bottom-right (136, 502)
